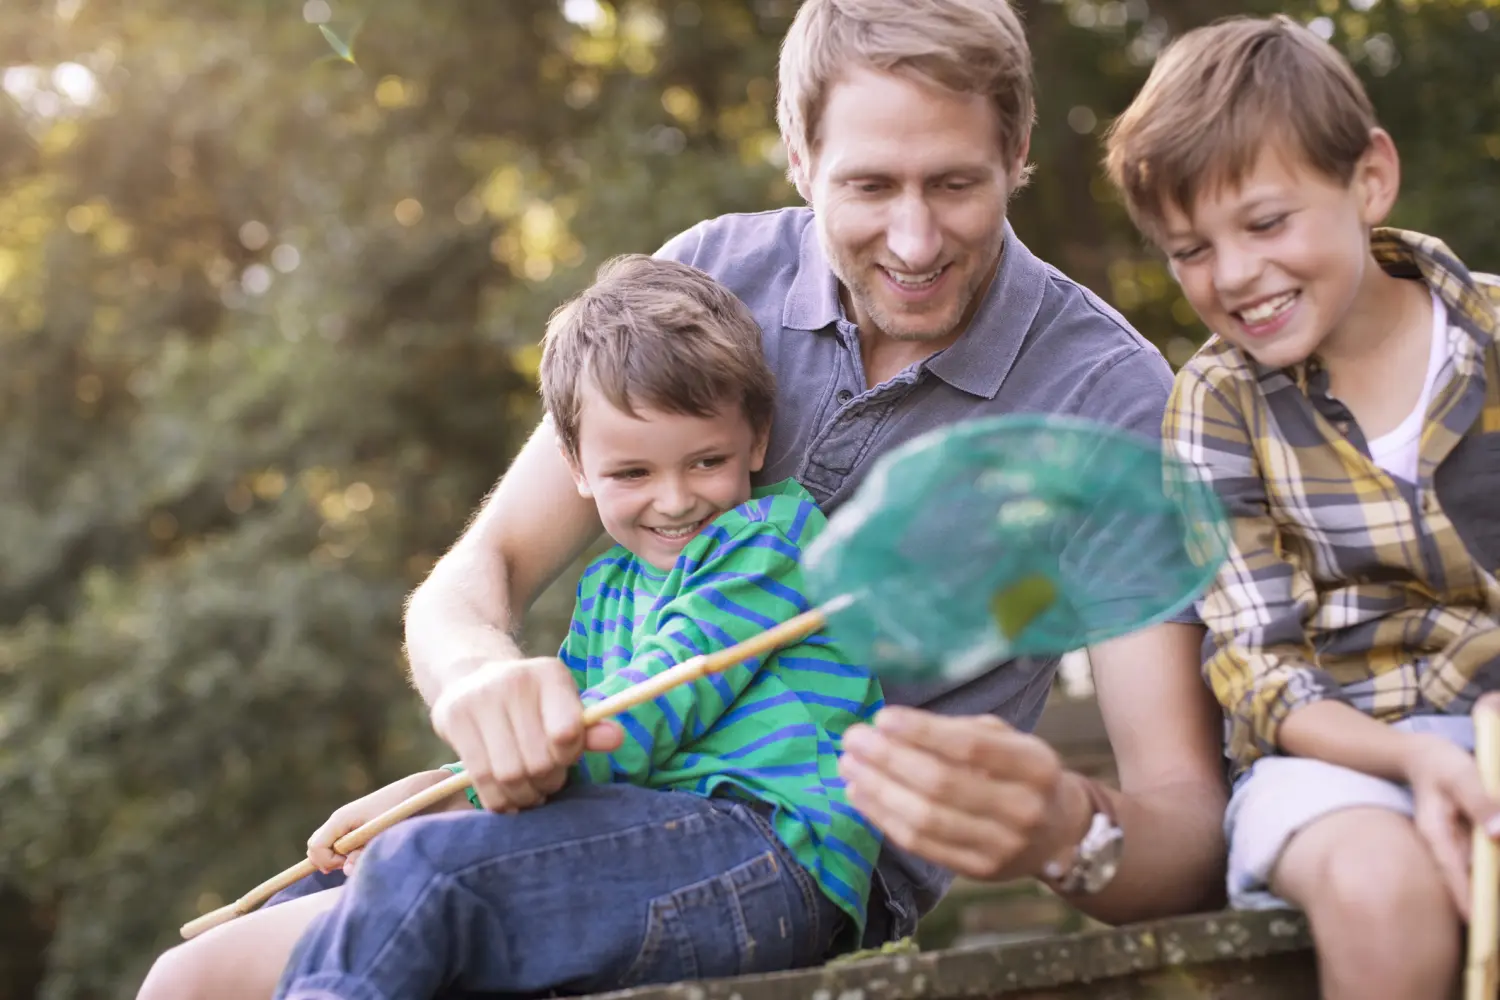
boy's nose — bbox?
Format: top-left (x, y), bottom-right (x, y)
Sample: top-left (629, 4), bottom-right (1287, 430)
top-left (653, 481), bottom-right (695, 520)
top-left (1213, 245), bottom-right (1265, 297)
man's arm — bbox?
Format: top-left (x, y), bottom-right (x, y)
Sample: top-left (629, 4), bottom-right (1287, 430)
top-left (1056, 620), bottom-right (1228, 921)
top-left (403, 211), bottom-right (710, 703)
top-left (402, 419), bottom-right (623, 811)
top-left (403, 418), bottom-right (602, 705)
top-left (839, 620), bottom-right (1226, 925)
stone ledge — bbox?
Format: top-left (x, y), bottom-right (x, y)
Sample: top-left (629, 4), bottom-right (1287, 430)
top-left (582, 909), bottom-right (1315, 1000)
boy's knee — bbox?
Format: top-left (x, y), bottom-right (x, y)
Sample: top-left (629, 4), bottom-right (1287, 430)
top-left (1277, 808), bottom-right (1454, 939)
top-left (1274, 808), bottom-right (1459, 999)
top-left (351, 813), bottom-right (471, 889)
top-left (135, 944), bottom-right (215, 1000)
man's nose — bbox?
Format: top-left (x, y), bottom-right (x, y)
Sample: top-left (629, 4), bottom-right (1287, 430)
top-left (885, 194), bottom-right (943, 272)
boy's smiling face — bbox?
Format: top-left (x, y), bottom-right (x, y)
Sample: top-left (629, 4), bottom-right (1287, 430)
top-left (1157, 132), bottom-right (1400, 369)
top-left (567, 390), bottom-right (769, 572)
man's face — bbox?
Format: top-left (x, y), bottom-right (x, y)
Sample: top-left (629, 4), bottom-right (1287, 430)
top-left (797, 66), bottom-right (1024, 349)
top-left (1158, 142), bottom-right (1391, 370)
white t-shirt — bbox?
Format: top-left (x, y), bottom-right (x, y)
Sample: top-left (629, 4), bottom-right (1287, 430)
top-left (1367, 288), bottom-right (1448, 485)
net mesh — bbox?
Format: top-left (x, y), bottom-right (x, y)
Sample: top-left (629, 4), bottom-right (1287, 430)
top-left (802, 415), bottom-right (1230, 684)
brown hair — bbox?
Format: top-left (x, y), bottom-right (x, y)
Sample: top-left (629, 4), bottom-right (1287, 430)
top-left (1103, 14), bottom-right (1378, 239)
top-left (539, 254), bottom-right (775, 460)
top-left (777, 0), bottom-right (1035, 182)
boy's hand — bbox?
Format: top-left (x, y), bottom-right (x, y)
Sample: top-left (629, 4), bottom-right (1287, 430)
top-left (1399, 732), bottom-right (1500, 918)
top-left (307, 769), bottom-right (470, 877)
top-left (429, 656), bottom-right (623, 812)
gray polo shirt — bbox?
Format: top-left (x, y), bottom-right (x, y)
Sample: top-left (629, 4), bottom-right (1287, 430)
top-left (656, 207), bottom-right (1186, 933)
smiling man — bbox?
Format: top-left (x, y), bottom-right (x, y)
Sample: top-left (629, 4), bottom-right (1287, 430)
top-left (404, 0), bottom-right (1230, 949)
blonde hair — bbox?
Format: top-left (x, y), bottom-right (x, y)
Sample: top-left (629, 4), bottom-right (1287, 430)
top-left (777, 0), bottom-right (1035, 179)
top-left (539, 255), bottom-right (775, 460)
top-left (1103, 14), bottom-right (1378, 239)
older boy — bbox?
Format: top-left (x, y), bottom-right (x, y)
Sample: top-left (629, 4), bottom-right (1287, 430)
top-left (137, 255), bottom-right (884, 1000)
top-left (1104, 14), bottom-right (1500, 1000)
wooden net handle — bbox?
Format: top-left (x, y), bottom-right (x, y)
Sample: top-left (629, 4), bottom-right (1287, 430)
top-left (180, 603), bottom-right (835, 940)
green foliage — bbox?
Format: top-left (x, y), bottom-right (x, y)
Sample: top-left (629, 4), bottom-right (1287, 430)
top-left (0, 1), bottom-right (1495, 996)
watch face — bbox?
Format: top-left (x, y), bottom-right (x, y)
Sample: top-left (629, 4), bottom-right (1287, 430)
top-left (1078, 816), bottom-right (1125, 894)
top-left (1084, 836), bottom-right (1123, 892)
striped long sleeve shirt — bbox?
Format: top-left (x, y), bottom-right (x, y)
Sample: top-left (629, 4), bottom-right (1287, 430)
top-left (1165, 228), bottom-right (1500, 774)
top-left (559, 477), bottom-right (885, 933)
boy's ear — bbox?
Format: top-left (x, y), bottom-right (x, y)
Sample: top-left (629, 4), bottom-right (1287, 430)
top-left (556, 438), bottom-right (593, 498)
top-left (749, 427), bottom-right (771, 474)
top-left (1353, 127), bottom-right (1401, 227)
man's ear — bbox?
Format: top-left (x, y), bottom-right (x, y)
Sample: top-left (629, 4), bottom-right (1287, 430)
top-left (788, 146), bottom-right (813, 204)
top-left (1354, 127), bottom-right (1401, 228)
top-left (557, 438), bottom-right (592, 498)
top-left (1007, 128), bottom-right (1034, 194)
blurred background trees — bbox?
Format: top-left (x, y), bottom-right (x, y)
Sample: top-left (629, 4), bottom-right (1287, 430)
top-left (0, 0), bottom-right (1495, 996)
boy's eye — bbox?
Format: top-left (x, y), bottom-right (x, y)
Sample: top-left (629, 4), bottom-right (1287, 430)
top-left (1170, 244), bottom-right (1207, 264)
top-left (1249, 214), bottom-right (1287, 234)
top-left (695, 455), bottom-right (727, 469)
top-left (611, 468), bottom-right (648, 481)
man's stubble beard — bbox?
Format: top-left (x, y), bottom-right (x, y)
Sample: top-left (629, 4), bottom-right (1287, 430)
top-left (826, 229), bottom-right (1006, 346)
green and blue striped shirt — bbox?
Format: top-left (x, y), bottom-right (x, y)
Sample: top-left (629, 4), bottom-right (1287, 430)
top-left (562, 477), bottom-right (884, 933)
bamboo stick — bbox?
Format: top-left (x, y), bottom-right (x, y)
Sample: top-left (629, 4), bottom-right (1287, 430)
top-left (179, 600), bottom-right (842, 940)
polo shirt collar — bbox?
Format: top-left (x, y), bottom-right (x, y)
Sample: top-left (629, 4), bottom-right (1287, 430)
top-left (783, 214), bottom-right (843, 333)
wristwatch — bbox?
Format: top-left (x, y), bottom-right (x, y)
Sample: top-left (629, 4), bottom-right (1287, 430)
top-left (1040, 778), bottom-right (1124, 895)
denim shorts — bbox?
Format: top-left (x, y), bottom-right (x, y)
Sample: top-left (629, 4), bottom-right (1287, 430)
top-left (271, 783), bottom-right (849, 1000)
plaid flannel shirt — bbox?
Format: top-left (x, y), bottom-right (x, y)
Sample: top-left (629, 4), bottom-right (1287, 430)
top-left (1164, 228), bottom-right (1500, 773)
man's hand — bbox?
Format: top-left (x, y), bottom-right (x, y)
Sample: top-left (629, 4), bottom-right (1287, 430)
top-left (429, 657), bottom-right (624, 812)
top-left (838, 706), bottom-right (1092, 880)
top-left (1399, 728), bottom-right (1500, 919)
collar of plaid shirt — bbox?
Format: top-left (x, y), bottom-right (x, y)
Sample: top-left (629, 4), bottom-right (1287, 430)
top-left (1166, 227), bottom-right (1500, 772)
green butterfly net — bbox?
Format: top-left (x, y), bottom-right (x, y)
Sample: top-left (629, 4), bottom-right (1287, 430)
top-left (802, 415), bottom-right (1231, 685)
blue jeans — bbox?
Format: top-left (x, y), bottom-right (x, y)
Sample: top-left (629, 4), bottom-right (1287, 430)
top-left (270, 783), bottom-right (850, 1000)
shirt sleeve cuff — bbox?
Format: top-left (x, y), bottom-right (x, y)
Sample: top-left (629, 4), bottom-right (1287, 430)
top-left (1237, 666), bottom-right (1348, 764)
top-left (440, 762), bottom-right (482, 810)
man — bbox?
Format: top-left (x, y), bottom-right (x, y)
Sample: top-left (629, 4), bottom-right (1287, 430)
top-left (403, 0), bottom-right (1229, 944)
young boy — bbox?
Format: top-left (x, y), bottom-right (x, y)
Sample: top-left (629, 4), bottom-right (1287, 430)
top-left (1102, 14), bottom-right (1500, 1000)
top-left (137, 255), bottom-right (884, 1000)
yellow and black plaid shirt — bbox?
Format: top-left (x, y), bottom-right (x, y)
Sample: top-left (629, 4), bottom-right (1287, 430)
top-left (1165, 228), bottom-right (1500, 773)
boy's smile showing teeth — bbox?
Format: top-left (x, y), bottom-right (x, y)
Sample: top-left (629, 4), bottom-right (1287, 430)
top-left (1235, 290), bottom-right (1299, 327)
top-left (648, 516), bottom-right (712, 541)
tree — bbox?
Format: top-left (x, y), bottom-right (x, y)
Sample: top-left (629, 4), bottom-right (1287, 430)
top-left (1, 1), bottom-right (1496, 996)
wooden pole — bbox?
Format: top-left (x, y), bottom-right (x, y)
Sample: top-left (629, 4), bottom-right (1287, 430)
top-left (1466, 694), bottom-right (1500, 1000)
top-left (179, 601), bottom-right (842, 940)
